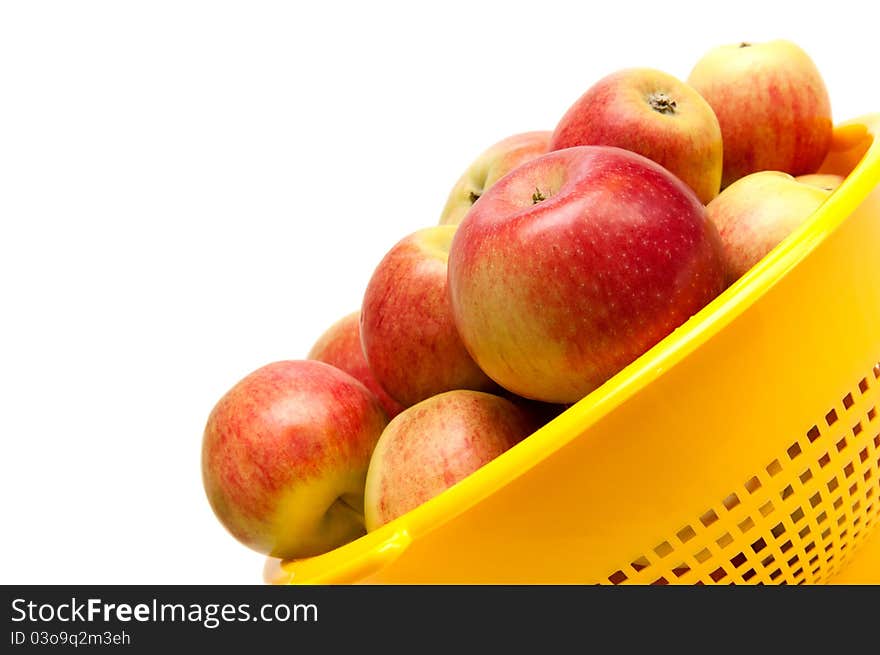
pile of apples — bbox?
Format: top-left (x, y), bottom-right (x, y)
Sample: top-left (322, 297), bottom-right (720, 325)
top-left (202, 39), bottom-right (840, 561)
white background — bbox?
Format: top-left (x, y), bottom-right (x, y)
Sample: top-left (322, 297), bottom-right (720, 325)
top-left (1, 1), bottom-right (878, 584)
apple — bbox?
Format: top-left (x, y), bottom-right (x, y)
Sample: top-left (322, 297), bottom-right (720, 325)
top-left (549, 68), bottom-right (722, 204)
top-left (447, 145), bottom-right (726, 404)
top-left (795, 173), bottom-right (844, 192)
top-left (687, 39), bottom-right (832, 188)
top-left (439, 131), bottom-right (552, 226)
top-left (201, 359), bottom-right (388, 559)
top-left (364, 390), bottom-right (534, 531)
top-left (308, 311), bottom-right (404, 419)
top-left (361, 225), bottom-right (496, 408)
top-left (706, 170), bottom-right (834, 284)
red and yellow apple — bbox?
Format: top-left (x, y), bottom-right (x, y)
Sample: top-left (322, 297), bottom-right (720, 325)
top-left (550, 68), bottom-right (722, 204)
top-left (361, 225), bottom-right (495, 408)
top-left (448, 145), bottom-right (726, 404)
top-left (201, 360), bottom-right (388, 559)
top-left (439, 131), bottom-right (552, 226)
top-left (706, 170), bottom-right (834, 284)
top-left (364, 390), bottom-right (534, 531)
top-left (687, 39), bottom-right (832, 188)
top-left (308, 311), bottom-right (404, 419)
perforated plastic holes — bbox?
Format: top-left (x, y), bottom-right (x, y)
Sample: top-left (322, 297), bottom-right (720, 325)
top-left (606, 361), bottom-right (880, 584)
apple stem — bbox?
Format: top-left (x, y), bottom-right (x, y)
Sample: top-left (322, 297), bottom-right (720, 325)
top-left (532, 187), bottom-right (546, 204)
top-left (468, 190), bottom-right (481, 204)
top-left (647, 92), bottom-right (677, 115)
top-left (739, 41), bottom-right (751, 48)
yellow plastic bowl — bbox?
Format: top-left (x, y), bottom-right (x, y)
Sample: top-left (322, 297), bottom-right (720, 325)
top-left (268, 114), bottom-right (880, 585)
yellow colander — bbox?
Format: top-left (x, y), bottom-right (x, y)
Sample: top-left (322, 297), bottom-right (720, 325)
top-left (267, 114), bottom-right (880, 585)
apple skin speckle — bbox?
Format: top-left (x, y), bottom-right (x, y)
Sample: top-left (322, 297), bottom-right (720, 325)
top-left (364, 390), bottom-right (536, 531)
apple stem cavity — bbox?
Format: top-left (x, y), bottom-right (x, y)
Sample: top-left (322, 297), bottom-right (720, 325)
top-left (647, 92), bottom-right (677, 115)
top-left (532, 187), bottom-right (547, 204)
